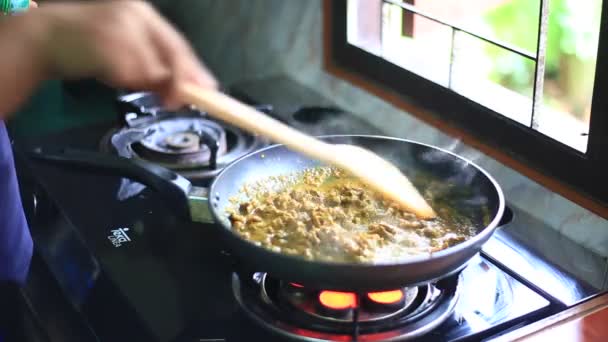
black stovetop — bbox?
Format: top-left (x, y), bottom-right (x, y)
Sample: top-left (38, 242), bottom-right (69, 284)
top-left (12, 78), bottom-right (603, 341)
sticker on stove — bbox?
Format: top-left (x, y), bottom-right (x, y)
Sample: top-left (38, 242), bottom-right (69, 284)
top-left (108, 228), bottom-right (131, 248)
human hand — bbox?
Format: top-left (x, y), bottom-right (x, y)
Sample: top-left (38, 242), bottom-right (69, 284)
top-left (25, 0), bottom-right (217, 108)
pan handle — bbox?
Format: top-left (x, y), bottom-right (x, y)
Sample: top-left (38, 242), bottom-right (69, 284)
top-left (28, 146), bottom-right (194, 220)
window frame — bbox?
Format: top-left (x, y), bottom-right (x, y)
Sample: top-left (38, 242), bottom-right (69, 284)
top-left (326, 0), bottom-right (608, 212)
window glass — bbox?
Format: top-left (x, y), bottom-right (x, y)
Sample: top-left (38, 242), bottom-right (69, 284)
top-left (347, 0), bottom-right (602, 152)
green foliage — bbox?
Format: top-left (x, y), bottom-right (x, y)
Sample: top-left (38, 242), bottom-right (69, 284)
top-left (482, 0), bottom-right (601, 90)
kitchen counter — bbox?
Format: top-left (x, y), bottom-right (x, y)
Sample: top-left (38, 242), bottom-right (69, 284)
top-left (490, 293), bottom-right (608, 341)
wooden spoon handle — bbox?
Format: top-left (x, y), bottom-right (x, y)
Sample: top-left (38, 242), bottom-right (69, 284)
top-left (178, 83), bottom-right (436, 219)
top-left (179, 84), bottom-right (337, 164)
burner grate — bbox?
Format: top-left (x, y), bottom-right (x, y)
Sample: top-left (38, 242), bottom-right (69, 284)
top-left (278, 282), bottom-right (419, 324)
top-left (104, 91), bottom-right (271, 182)
top-left (99, 116), bottom-right (268, 182)
top-left (233, 272), bottom-right (460, 341)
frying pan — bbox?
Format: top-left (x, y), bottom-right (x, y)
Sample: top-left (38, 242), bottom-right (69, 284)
top-left (29, 135), bottom-right (505, 291)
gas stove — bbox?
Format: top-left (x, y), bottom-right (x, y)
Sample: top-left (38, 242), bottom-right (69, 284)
top-left (12, 78), bottom-right (602, 342)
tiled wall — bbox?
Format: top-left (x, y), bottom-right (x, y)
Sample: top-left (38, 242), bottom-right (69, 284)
top-left (159, 0), bottom-right (607, 261)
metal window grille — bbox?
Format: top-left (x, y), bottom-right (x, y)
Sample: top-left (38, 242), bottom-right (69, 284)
top-left (381, 0), bottom-right (549, 129)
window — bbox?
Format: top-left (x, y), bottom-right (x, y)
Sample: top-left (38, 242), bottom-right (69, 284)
top-left (329, 0), bottom-right (608, 206)
top-left (348, 0), bottom-right (600, 153)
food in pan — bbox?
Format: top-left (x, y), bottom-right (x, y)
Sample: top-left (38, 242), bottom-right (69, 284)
top-left (227, 166), bottom-right (477, 263)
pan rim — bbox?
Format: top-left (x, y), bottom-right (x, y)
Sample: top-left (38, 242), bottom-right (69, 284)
top-left (208, 134), bottom-right (505, 268)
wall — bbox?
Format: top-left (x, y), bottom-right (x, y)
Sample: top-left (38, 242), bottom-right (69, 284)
top-left (159, 1), bottom-right (607, 261)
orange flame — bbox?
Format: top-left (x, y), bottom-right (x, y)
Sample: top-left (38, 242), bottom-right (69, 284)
top-left (318, 291), bottom-right (357, 309)
top-left (367, 290), bottom-right (404, 304)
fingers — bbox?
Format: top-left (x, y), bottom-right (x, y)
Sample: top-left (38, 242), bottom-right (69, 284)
top-left (30, 0), bottom-right (217, 108)
top-left (100, 1), bottom-right (218, 108)
top-left (98, 15), bottom-right (173, 92)
top-left (142, 7), bottom-right (218, 108)
top-left (98, 36), bottom-right (173, 93)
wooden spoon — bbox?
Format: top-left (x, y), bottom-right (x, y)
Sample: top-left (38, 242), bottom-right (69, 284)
top-left (178, 84), bottom-right (436, 219)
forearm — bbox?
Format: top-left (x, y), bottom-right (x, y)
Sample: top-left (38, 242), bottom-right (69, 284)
top-left (0, 1), bottom-right (216, 118)
top-left (0, 14), bottom-right (47, 118)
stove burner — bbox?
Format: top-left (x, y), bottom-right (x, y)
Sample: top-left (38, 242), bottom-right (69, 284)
top-left (101, 91), bottom-right (272, 182)
top-left (131, 117), bottom-right (228, 169)
top-left (282, 283), bottom-right (418, 324)
top-left (100, 115), bottom-right (267, 181)
top-left (164, 132), bottom-right (200, 150)
top-left (233, 272), bottom-right (460, 341)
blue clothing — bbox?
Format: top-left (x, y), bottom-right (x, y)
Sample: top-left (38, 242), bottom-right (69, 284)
top-left (0, 122), bottom-right (32, 284)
